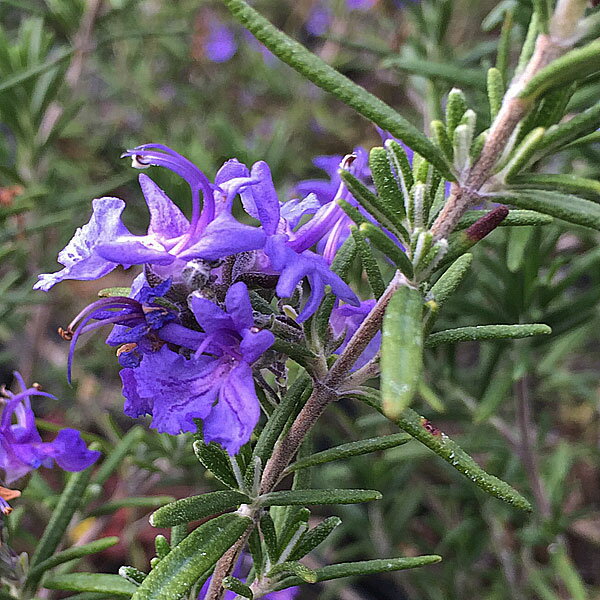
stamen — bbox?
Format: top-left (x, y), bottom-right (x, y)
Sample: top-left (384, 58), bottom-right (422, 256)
top-left (58, 327), bottom-right (74, 341)
top-left (117, 343), bottom-right (138, 357)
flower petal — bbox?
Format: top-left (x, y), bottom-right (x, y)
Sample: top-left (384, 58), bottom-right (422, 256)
top-left (139, 174), bottom-right (189, 239)
top-left (202, 362), bottom-right (260, 455)
top-left (34, 198), bottom-right (131, 291)
top-left (178, 212), bottom-right (266, 261)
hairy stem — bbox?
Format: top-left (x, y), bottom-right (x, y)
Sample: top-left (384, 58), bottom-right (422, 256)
top-left (431, 31), bottom-right (569, 240)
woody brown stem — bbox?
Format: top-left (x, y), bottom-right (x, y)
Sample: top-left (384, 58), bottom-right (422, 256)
top-left (430, 34), bottom-right (567, 241)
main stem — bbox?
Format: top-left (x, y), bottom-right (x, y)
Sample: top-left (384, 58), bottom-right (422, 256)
top-left (205, 272), bottom-right (404, 600)
top-left (430, 31), bottom-right (569, 241)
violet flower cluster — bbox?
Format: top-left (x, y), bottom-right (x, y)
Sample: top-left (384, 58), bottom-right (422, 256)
top-left (35, 144), bottom-right (375, 454)
top-left (0, 373), bottom-right (99, 489)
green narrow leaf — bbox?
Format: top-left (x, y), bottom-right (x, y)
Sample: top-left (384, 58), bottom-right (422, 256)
top-left (359, 223), bottom-right (414, 279)
top-left (259, 512), bottom-right (279, 562)
top-left (519, 39), bottom-right (600, 101)
top-left (445, 88), bottom-right (467, 139)
top-left (258, 489), bottom-right (382, 507)
top-left (219, 0), bottom-right (454, 179)
top-left (247, 528), bottom-right (264, 575)
top-left (88, 496), bottom-right (174, 518)
top-left (223, 576), bottom-right (253, 599)
top-left (431, 120), bottom-right (453, 160)
top-left (382, 56), bottom-right (486, 89)
top-left (428, 254), bottom-right (473, 309)
top-left (92, 426), bottom-right (143, 487)
top-left (351, 228), bottom-right (386, 299)
top-left (193, 440), bottom-right (238, 489)
top-left (474, 363), bottom-right (514, 423)
top-left (29, 458), bottom-right (96, 571)
top-left (330, 235), bottom-right (358, 279)
top-left (154, 536), bottom-right (170, 560)
top-left (508, 174), bottom-right (600, 199)
top-left (385, 139), bottom-right (414, 197)
top-left (150, 491), bottom-right (251, 528)
top-left (0, 47), bottom-right (73, 94)
top-left (170, 524), bottom-right (187, 547)
top-left (495, 8), bottom-right (514, 84)
top-left (456, 209), bottom-right (552, 229)
top-left (506, 226), bottom-right (533, 272)
top-left (426, 324), bottom-right (551, 347)
top-left (273, 556), bottom-right (441, 590)
top-left (26, 538), bottom-right (119, 584)
top-left (43, 573), bottom-right (137, 597)
top-left (503, 127), bottom-right (545, 180)
top-left (253, 372), bottom-right (312, 466)
top-left (369, 146), bottom-right (407, 221)
top-left (357, 392), bottom-right (532, 511)
top-left (381, 286), bottom-right (423, 418)
top-left (487, 67), bottom-right (504, 120)
top-left (550, 545), bottom-right (587, 600)
top-left (537, 100), bottom-right (600, 155)
top-left (340, 170), bottom-right (409, 242)
top-left (119, 566), bottom-right (147, 586)
top-left (289, 516), bottom-right (341, 561)
top-left (271, 338), bottom-right (317, 369)
top-left (97, 287), bottom-right (132, 298)
top-left (131, 514), bottom-right (252, 600)
top-left (285, 432), bottom-right (411, 473)
top-left (498, 190), bottom-right (600, 230)
top-left (268, 561), bottom-right (317, 583)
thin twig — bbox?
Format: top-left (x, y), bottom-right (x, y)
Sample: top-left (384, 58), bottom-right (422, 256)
top-left (515, 376), bottom-right (551, 518)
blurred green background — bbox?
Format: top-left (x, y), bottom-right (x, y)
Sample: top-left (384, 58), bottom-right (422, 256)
top-left (0, 1), bottom-right (599, 598)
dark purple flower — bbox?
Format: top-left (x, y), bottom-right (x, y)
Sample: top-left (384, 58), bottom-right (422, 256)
top-left (331, 300), bottom-right (380, 370)
top-left (120, 282), bottom-right (274, 454)
top-left (0, 373), bottom-right (99, 484)
top-left (60, 278), bottom-right (179, 380)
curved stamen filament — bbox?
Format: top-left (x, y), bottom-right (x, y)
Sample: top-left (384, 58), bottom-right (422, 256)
top-left (122, 145), bottom-right (215, 241)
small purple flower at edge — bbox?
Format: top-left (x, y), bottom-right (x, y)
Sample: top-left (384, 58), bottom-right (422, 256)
top-left (0, 373), bottom-right (99, 485)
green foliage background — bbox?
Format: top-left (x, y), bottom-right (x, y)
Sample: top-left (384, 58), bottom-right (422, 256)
top-left (0, 0), bottom-right (599, 598)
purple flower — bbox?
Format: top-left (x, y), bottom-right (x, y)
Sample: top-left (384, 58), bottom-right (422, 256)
top-left (33, 198), bottom-right (133, 291)
top-left (331, 300), bottom-right (380, 370)
top-left (35, 146), bottom-right (266, 290)
top-left (236, 160), bottom-right (359, 320)
top-left (61, 277), bottom-right (180, 380)
top-left (198, 553), bottom-right (299, 599)
top-left (204, 18), bottom-right (237, 63)
top-left (120, 282), bottom-right (274, 454)
top-left (0, 373), bottom-right (99, 484)
top-left (288, 150), bottom-right (372, 265)
top-left (294, 148), bottom-right (370, 206)
top-left (305, 5), bottom-right (333, 36)
top-left (346, 0), bottom-right (377, 9)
